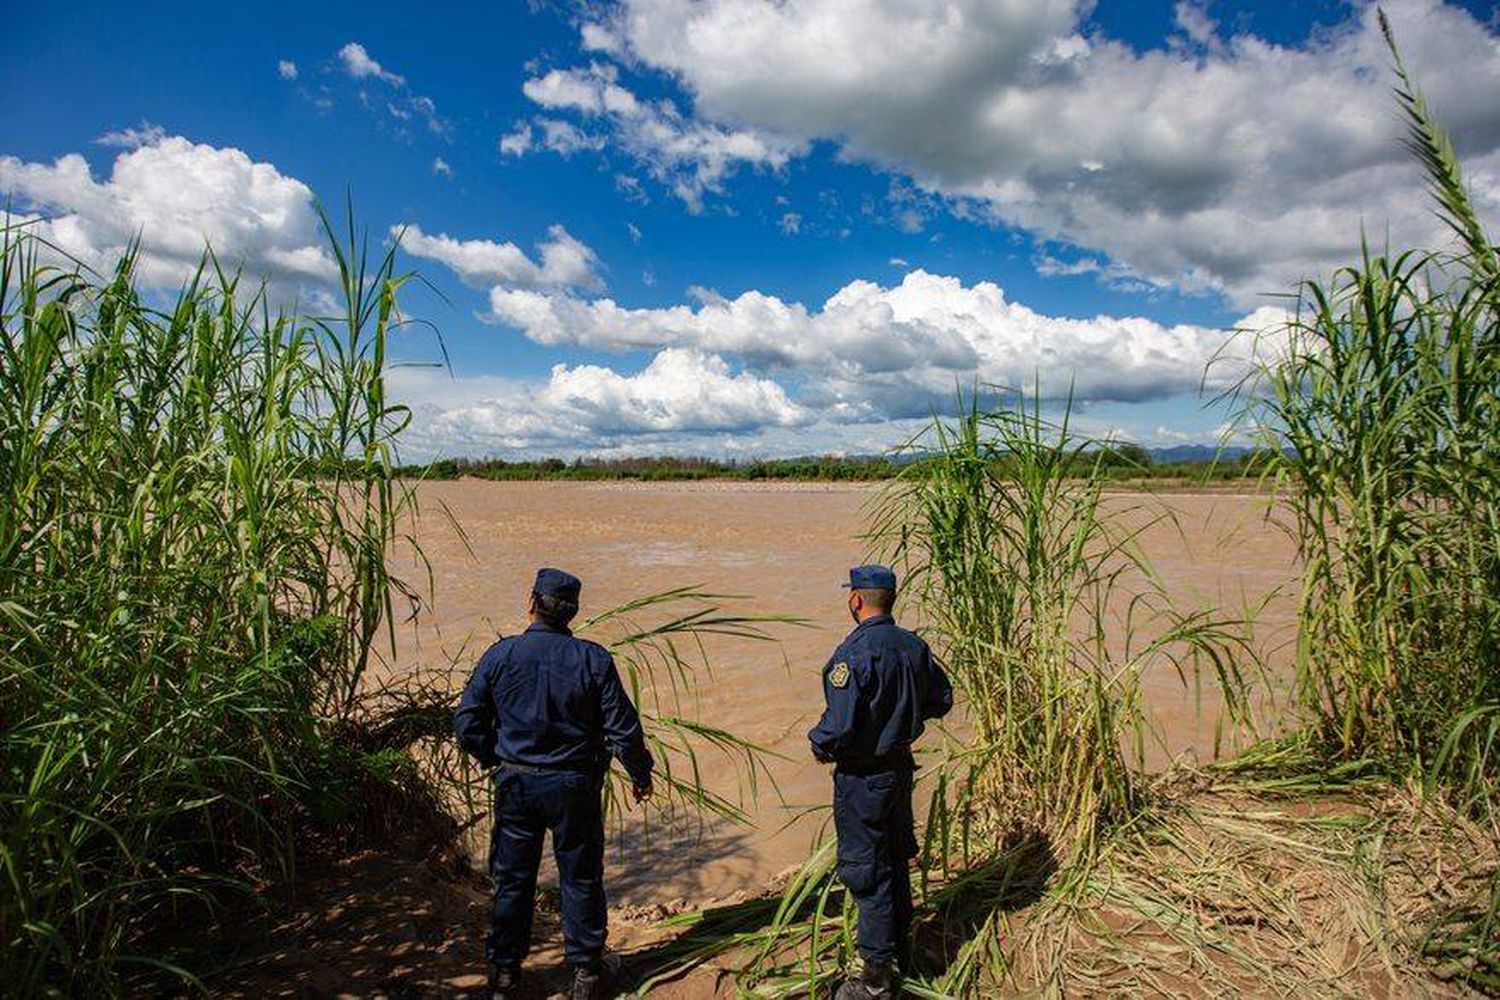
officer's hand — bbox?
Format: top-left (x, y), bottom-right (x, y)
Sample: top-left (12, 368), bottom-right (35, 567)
top-left (632, 782), bottom-right (654, 804)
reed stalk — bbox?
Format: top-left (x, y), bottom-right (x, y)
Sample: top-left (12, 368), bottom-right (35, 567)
top-left (1242, 17), bottom-right (1500, 983)
top-left (875, 391), bottom-right (1253, 865)
top-left (1252, 8), bottom-right (1499, 819)
top-left (0, 214), bottom-right (422, 993)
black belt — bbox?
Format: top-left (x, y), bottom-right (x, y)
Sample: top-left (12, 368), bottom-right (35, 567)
top-left (834, 748), bottom-right (915, 776)
top-left (496, 759), bottom-right (595, 775)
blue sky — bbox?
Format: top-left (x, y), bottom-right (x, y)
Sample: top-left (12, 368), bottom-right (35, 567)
top-left (4, 0), bottom-right (1499, 459)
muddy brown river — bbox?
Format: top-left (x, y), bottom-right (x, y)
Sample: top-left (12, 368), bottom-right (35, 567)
top-left (388, 481), bottom-right (1299, 906)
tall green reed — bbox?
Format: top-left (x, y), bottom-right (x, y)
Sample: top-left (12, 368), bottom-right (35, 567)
top-left (876, 392), bottom-right (1253, 865)
top-left (0, 215), bottom-right (421, 993)
top-left (1253, 13), bottom-right (1500, 809)
top-left (1244, 14), bottom-right (1500, 984)
top-left (582, 587), bottom-right (801, 830)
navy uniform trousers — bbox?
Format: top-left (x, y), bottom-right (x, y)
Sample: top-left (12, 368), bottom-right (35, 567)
top-left (833, 766), bottom-right (918, 967)
top-left (487, 766), bottom-right (607, 967)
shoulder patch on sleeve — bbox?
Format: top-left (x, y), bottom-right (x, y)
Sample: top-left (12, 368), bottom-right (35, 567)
top-left (829, 661), bottom-right (850, 688)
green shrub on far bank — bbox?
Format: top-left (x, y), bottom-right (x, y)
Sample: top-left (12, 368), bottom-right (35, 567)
top-left (0, 216), bottom-right (426, 994)
top-left (392, 446), bottom-right (1274, 486)
top-left (395, 453), bottom-right (909, 482)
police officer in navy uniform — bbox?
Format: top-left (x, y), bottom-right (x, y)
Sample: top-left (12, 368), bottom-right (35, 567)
top-left (455, 568), bottom-right (655, 1000)
top-left (809, 565), bottom-right (953, 999)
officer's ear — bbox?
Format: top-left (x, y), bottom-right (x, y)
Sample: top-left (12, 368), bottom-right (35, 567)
top-left (526, 592), bottom-right (538, 617)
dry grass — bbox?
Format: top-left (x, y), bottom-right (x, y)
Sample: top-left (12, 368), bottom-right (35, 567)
top-left (1033, 780), bottom-right (1497, 997)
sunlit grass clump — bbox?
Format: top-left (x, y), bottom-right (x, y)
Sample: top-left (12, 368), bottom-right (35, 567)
top-left (1257, 30), bottom-right (1500, 810)
top-left (688, 396), bottom-right (1257, 998)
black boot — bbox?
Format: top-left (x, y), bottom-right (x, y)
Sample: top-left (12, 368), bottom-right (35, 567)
top-left (570, 951), bottom-right (621, 1000)
top-left (834, 958), bottom-right (895, 999)
top-left (570, 963), bottom-right (602, 1000)
top-left (487, 963), bottom-right (520, 999)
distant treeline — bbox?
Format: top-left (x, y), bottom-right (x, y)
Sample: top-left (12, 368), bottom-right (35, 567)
top-left (392, 447), bottom-right (1276, 483)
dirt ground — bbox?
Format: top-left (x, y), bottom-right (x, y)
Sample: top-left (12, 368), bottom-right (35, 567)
top-left (205, 827), bottom-right (740, 999)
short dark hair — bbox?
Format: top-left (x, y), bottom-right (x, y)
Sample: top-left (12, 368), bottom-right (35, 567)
top-left (532, 590), bottom-right (579, 626)
top-left (853, 587), bottom-right (896, 613)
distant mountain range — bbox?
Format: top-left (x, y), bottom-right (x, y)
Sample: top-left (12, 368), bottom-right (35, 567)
top-left (1148, 444), bottom-right (1253, 463)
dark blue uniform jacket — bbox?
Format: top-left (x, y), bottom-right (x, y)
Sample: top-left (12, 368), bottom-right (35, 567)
top-left (808, 614), bottom-right (953, 769)
top-left (454, 622), bottom-right (655, 787)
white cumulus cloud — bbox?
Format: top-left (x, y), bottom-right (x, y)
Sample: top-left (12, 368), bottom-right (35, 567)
top-left (96, 122), bottom-right (167, 149)
top-left (338, 42), bottom-right (404, 85)
top-left (507, 62), bottom-right (805, 210)
top-left (0, 134), bottom-right (335, 289)
top-left (396, 223), bottom-right (603, 291)
top-left (398, 348), bottom-right (806, 453)
top-left (385, 257), bottom-right (1294, 457)
top-left (498, 123), bottom-right (533, 156)
top-left (570, 0), bottom-right (1500, 302)
top-left (484, 269), bottom-right (1276, 420)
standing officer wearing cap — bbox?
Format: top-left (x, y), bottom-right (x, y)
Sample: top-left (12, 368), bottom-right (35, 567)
top-left (455, 568), bottom-right (655, 1000)
top-left (809, 564), bottom-right (953, 999)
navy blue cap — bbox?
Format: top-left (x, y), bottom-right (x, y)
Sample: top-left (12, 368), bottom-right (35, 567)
top-left (533, 567), bottom-right (582, 602)
top-left (842, 564), bottom-right (897, 590)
